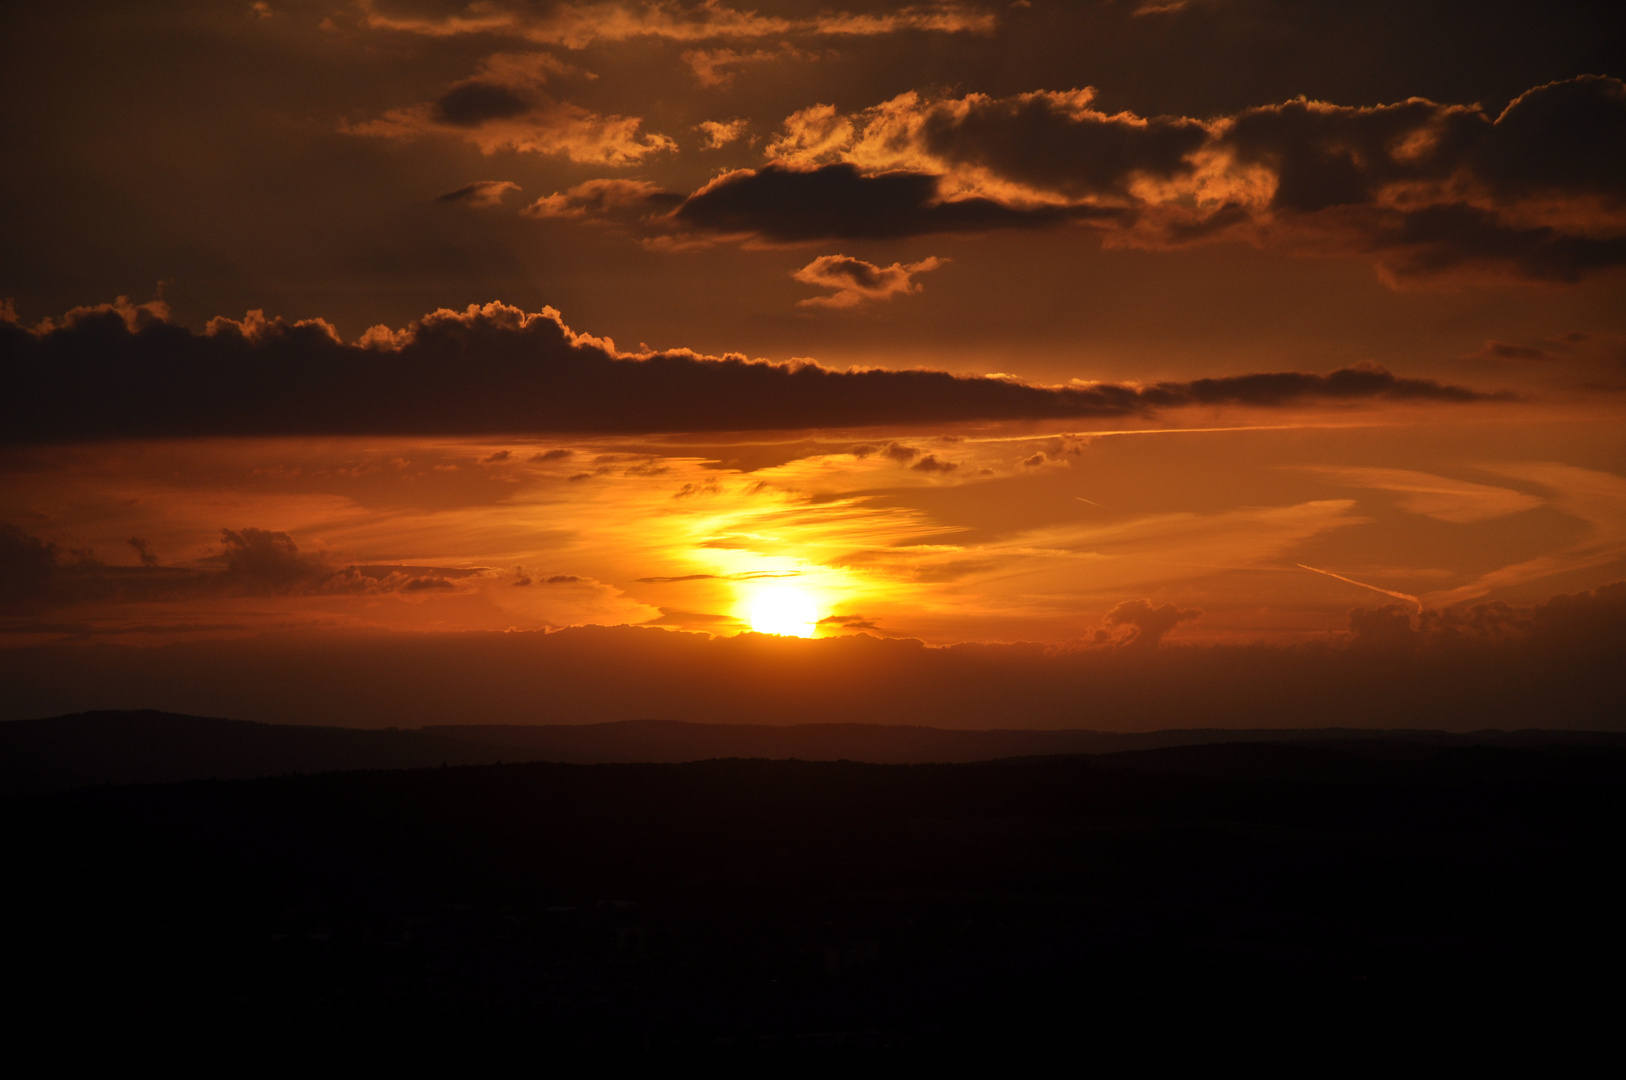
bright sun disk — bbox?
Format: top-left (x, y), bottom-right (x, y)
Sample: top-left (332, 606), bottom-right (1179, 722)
top-left (747, 585), bottom-right (819, 637)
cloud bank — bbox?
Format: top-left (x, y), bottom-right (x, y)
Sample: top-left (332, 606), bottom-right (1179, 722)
top-left (0, 299), bottom-right (1493, 442)
top-left (554, 77), bottom-right (1626, 282)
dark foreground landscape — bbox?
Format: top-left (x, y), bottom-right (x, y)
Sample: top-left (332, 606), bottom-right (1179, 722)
top-left (5, 713), bottom-right (1626, 1058)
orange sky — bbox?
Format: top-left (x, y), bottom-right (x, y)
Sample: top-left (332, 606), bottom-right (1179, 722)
top-left (2, 1), bottom-right (1623, 726)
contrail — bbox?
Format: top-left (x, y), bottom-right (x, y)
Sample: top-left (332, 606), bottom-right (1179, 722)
top-left (1074, 496), bottom-right (1109, 510)
top-left (1297, 564), bottom-right (1422, 611)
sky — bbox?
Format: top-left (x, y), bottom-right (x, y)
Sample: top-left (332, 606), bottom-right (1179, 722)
top-left (2, 1), bottom-right (1623, 727)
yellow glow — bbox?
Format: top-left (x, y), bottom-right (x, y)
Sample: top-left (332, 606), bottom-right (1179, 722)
top-left (746, 585), bottom-right (819, 637)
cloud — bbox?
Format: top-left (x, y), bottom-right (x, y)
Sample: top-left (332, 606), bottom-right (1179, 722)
top-left (1305, 467), bottom-right (1544, 524)
top-left (1, 299), bottom-right (1496, 443)
top-left (1348, 581), bottom-right (1626, 657)
top-left (1094, 598), bottom-right (1202, 649)
top-left (762, 89), bottom-right (1208, 202)
top-left (1463, 332), bottom-right (1626, 382)
top-left (128, 538), bottom-right (159, 567)
top-left (348, 53), bottom-right (674, 165)
top-left (682, 45), bottom-right (809, 88)
top-left (1477, 341), bottom-right (1556, 362)
top-left (0, 522), bottom-right (484, 613)
top-left (695, 118), bottom-right (749, 149)
top-left (793, 254), bottom-right (946, 308)
top-left (438, 181), bottom-right (522, 207)
top-left (1181, 76), bottom-right (1626, 282)
top-left (522, 179), bottom-right (683, 223)
top-left (575, 77), bottom-right (1626, 281)
top-left (911, 454), bottom-right (958, 473)
top-left (671, 163), bottom-right (1098, 242)
top-left (353, 0), bottom-right (995, 49)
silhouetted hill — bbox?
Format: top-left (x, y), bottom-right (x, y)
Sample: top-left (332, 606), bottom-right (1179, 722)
top-left (430, 718), bottom-right (1626, 764)
top-left (8, 710), bottom-right (1626, 794)
top-left (0, 710), bottom-right (497, 793)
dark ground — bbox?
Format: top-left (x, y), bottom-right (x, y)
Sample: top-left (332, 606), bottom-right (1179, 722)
top-left (4, 735), bottom-right (1625, 1059)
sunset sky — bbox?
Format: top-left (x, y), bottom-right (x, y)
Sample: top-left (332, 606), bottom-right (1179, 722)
top-left (2, 1), bottom-right (1623, 725)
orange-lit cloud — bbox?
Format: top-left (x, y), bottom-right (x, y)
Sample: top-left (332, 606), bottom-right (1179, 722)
top-left (682, 44), bottom-right (810, 88)
top-left (438, 180), bottom-right (522, 207)
top-left (695, 118), bottom-right (749, 149)
top-left (564, 77), bottom-right (1626, 282)
top-left (347, 52), bottom-right (675, 164)
top-left (354, 0), bottom-right (996, 49)
top-left (1304, 467), bottom-right (1545, 524)
top-left (792, 254), bottom-right (947, 308)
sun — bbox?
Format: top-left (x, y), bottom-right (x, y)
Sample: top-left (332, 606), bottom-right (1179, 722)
top-left (746, 585), bottom-right (819, 637)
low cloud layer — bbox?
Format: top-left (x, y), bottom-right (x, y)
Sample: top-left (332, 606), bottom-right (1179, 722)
top-left (553, 76), bottom-right (1626, 282)
top-left (0, 299), bottom-right (1493, 442)
top-left (0, 522), bottom-right (481, 614)
top-left (3, 582), bottom-right (1619, 731)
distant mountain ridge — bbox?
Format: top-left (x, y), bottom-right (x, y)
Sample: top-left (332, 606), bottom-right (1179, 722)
top-left (5, 710), bottom-right (1626, 794)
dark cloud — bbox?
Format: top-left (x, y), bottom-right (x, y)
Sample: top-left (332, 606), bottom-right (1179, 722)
top-left (1139, 362), bottom-right (1492, 406)
top-left (1221, 96), bottom-right (1486, 214)
top-left (214, 527), bottom-right (331, 595)
top-left (672, 164), bottom-right (1100, 241)
top-left (911, 454), bottom-right (957, 473)
top-left (1371, 202), bottom-right (1626, 284)
top-left (433, 82), bottom-right (531, 127)
top-left (438, 181), bottom-right (521, 208)
top-left (0, 301), bottom-right (1494, 444)
top-left (1095, 599), bottom-right (1202, 649)
top-left (1206, 76), bottom-right (1626, 281)
top-left (631, 77), bottom-right (1626, 280)
top-left (127, 538), bottom-right (159, 567)
top-left (1348, 582), bottom-right (1626, 657)
top-left (1475, 76), bottom-right (1626, 201)
top-left (818, 614), bottom-right (878, 630)
top-left (1479, 341), bottom-right (1555, 362)
top-left (0, 522), bottom-right (483, 612)
top-left (916, 90), bottom-right (1208, 200)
